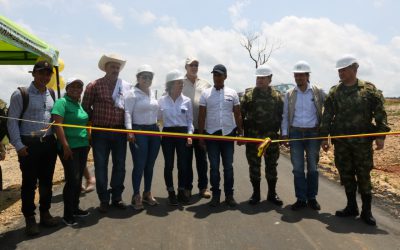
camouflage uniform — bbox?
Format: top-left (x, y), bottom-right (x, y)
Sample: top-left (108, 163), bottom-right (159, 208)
top-left (320, 79), bottom-right (390, 195)
top-left (241, 86), bottom-right (283, 201)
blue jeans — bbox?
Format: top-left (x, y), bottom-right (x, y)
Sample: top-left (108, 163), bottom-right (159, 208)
top-left (289, 128), bottom-right (321, 201)
top-left (92, 130), bottom-right (127, 203)
top-left (129, 124), bottom-right (160, 195)
top-left (186, 129), bottom-right (208, 191)
top-left (161, 127), bottom-right (190, 191)
top-left (206, 130), bottom-right (235, 196)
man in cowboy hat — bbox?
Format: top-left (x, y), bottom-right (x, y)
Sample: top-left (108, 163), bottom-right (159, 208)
top-left (82, 54), bottom-right (129, 213)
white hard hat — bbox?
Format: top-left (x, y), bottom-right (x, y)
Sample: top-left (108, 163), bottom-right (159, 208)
top-left (336, 55), bottom-right (358, 70)
top-left (166, 69), bottom-right (184, 83)
top-left (65, 77), bottom-right (84, 88)
top-left (136, 64), bottom-right (154, 76)
top-left (255, 64), bottom-right (273, 76)
top-left (293, 60), bottom-right (311, 73)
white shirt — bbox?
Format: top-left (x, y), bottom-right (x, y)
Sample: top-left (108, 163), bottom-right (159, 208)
top-left (182, 76), bottom-right (211, 129)
top-left (124, 86), bottom-right (159, 129)
top-left (199, 86), bottom-right (239, 135)
top-left (158, 94), bottom-right (194, 134)
top-left (281, 83), bottom-right (318, 136)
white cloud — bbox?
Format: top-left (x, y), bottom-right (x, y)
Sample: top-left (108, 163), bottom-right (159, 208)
top-left (228, 0), bottom-right (250, 31)
top-left (96, 3), bottom-right (123, 29)
top-left (130, 8), bottom-right (157, 25)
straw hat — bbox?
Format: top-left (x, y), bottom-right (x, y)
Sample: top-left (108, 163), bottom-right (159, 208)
top-left (98, 54), bottom-right (126, 72)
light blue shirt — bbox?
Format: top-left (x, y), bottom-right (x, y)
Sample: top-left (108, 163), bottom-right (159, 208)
top-left (7, 83), bottom-right (54, 151)
top-left (282, 83), bottom-right (318, 136)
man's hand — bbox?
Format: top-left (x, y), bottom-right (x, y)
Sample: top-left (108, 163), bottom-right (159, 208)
top-left (17, 146), bottom-right (29, 157)
top-left (127, 133), bottom-right (135, 143)
top-left (62, 145), bottom-right (73, 160)
top-left (321, 140), bottom-right (330, 152)
top-left (186, 138), bottom-right (193, 147)
top-left (375, 138), bottom-right (385, 150)
top-left (281, 135), bottom-right (289, 148)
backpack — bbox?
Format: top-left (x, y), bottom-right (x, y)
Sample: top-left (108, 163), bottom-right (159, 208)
top-left (0, 87), bottom-right (56, 140)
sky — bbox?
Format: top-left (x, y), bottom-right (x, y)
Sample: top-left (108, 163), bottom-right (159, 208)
top-left (1, 0), bottom-right (400, 102)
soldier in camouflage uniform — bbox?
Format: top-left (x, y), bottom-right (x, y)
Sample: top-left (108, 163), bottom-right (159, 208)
top-left (320, 55), bottom-right (390, 226)
top-left (240, 65), bottom-right (284, 206)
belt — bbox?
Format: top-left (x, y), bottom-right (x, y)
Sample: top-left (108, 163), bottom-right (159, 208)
top-left (132, 124), bottom-right (158, 129)
top-left (21, 134), bottom-right (56, 144)
top-left (290, 126), bottom-right (318, 131)
top-left (163, 126), bottom-right (187, 133)
top-left (94, 124), bottom-right (125, 129)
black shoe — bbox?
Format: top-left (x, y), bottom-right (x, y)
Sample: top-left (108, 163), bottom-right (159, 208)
top-left (308, 199), bottom-right (321, 210)
top-left (225, 195), bottom-right (237, 207)
top-left (335, 206), bottom-right (359, 217)
top-left (267, 193), bottom-right (283, 206)
top-left (209, 195), bottom-right (220, 207)
top-left (291, 200), bottom-right (307, 211)
top-left (177, 190), bottom-right (190, 203)
top-left (168, 191), bottom-right (179, 206)
top-left (360, 210), bottom-right (377, 226)
top-left (25, 216), bottom-right (40, 236)
top-left (63, 217), bottom-right (78, 226)
top-left (98, 202), bottom-right (109, 213)
top-left (112, 200), bottom-right (127, 210)
top-left (73, 209), bottom-right (90, 217)
top-left (248, 192), bottom-right (261, 205)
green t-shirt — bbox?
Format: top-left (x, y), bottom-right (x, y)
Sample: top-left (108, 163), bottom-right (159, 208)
top-left (51, 96), bottom-right (89, 148)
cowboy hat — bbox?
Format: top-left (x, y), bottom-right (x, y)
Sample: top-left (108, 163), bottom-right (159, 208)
top-left (98, 54), bottom-right (126, 72)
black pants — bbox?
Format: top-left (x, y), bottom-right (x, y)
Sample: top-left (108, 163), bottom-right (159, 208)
top-left (186, 129), bottom-right (208, 191)
top-left (19, 135), bottom-right (57, 217)
top-left (59, 146), bottom-right (89, 218)
top-left (161, 127), bottom-right (190, 191)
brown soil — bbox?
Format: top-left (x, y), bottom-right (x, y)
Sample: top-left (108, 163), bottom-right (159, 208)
top-left (1, 100), bottom-right (399, 233)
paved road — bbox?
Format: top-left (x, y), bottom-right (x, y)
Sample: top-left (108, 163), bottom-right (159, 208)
top-left (1, 145), bottom-right (399, 250)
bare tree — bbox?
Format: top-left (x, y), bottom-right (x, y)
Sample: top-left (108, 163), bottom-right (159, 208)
top-left (240, 31), bottom-right (282, 68)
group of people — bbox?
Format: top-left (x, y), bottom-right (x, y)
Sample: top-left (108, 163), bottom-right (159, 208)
top-left (4, 53), bottom-right (390, 236)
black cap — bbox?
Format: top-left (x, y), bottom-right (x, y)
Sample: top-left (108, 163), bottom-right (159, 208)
top-left (211, 64), bottom-right (227, 75)
top-left (30, 60), bottom-right (53, 73)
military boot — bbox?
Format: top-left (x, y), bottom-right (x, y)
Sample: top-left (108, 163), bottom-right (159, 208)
top-left (248, 181), bottom-right (261, 205)
top-left (360, 194), bottom-right (376, 226)
top-left (40, 210), bottom-right (59, 227)
top-left (266, 180), bottom-right (283, 206)
top-left (25, 216), bottom-right (40, 236)
top-left (335, 191), bottom-right (359, 217)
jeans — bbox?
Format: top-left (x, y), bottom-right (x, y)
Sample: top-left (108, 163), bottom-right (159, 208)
top-left (59, 146), bottom-right (89, 218)
top-left (92, 130), bottom-right (127, 203)
top-left (289, 128), bottom-right (321, 201)
top-left (161, 127), bottom-right (189, 191)
top-left (186, 129), bottom-right (208, 191)
top-left (19, 135), bottom-right (57, 217)
top-left (205, 130), bottom-right (235, 196)
top-left (129, 124), bottom-right (160, 195)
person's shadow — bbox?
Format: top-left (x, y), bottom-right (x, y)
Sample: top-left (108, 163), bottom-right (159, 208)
top-left (276, 205), bottom-right (389, 235)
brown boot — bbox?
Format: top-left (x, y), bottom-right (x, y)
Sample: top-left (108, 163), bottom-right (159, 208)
top-left (40, 211), bottom-right (59, 227)
top-left (25, 216), bottom-right (40, 236)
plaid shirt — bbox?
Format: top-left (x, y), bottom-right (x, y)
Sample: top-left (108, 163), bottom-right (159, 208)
top-left (82, 76), bottom-right (125, 127)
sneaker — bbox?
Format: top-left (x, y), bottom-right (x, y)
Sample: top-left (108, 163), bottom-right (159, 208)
top-left (131, 194), bottom-right (144, 210)
top-left (73, 208), bottom-right (90, 217)
top-left (63, 217), bottom-right (78, 226)
top-left (291, 200), bottom-right (307, 211)
top-left (98, 202), bottom-right (109, 213)
top-left (200, 189), bottom-right (211, 199)
top-left (177, 190), bottom-right (190, 204)
top-left (225, 195), bottom-right (237, 207)
top-left (308, 199), bottom-right (321, 211)
top-left (40, 211), bottom-right (59, 227)
top-left (112, 200), bottom-right (127, 210)
top-left (142, 192), bottom-right (159, 206)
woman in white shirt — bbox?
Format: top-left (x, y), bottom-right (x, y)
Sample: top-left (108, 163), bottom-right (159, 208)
top-left (158, 70), bottom-right (194, 205)
top-left (124, 65), bottom-right (160, 210)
